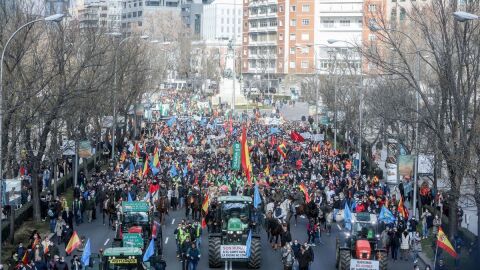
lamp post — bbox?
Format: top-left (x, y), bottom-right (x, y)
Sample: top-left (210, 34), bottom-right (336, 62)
top-left (453, 11), bottom-right (479, 22)
top-left (0, 13), bottom-right (64, 264)
top-left (107, 33), bottom-right (149, 163)
top-left (369, 24), bottom-right (422, 218)
top-left (327, 39), bottom-right (363, 173)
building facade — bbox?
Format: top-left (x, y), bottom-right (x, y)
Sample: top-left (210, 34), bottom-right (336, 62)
top-left (201, 0), bottom-right (242, 42)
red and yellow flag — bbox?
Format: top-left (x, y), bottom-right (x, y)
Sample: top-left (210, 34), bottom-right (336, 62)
top-left (65, 231), bottom-right (81, 254)
top-left (397, 197), bottom-right (409, 219)
top-left (277, 142), bottom-right (287, 158)
top-left (241, 127), bottom-right (252, 185)
top-left (437, 227), bottom-right (458, 258)
top-left (299, 183), bottom-right (311, 203)
top-left (202, 194), bottom-right (209, 213)
top-left (143, 157), bottom-right (150, 178)
top-left (153, 147), bottom-right (160, 168)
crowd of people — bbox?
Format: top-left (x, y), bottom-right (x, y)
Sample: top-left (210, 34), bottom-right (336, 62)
top-left (2, 91), bottom-right (465, 270)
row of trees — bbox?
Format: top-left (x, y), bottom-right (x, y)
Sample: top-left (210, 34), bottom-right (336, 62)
top-left (0, 2), bottom-right (169, 222)
top-left (303, 0), bottom-right (480, 248)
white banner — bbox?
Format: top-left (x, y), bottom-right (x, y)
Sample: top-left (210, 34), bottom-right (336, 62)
top-left (312, 134), bottom-right (325, 142)
top-left (350, 259), bottom-right (379, 270)
top-left (300, 132), bottom-right (312, 139)
top-left (220, 245), bottom-right (247, 259)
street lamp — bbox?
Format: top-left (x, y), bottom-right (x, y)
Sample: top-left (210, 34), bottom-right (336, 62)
top-left (369, 24), bottom-right (422, 219)
top-left (453, 11), bottom-right (479, 22)
top-left (0, 13), bottom-right (64, 264)
top-left (327, 39), bottom-right (363, 174)
top-left (107, 33), bottom-right (149, 162)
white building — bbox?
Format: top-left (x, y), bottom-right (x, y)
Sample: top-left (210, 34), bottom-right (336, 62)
top-left (201, 0), bottom-right (242, 42)
top-left (314, 0), bottom-right (363, 74)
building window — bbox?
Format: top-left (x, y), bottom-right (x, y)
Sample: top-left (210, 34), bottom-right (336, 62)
top-left (270, 20), bottom-right (277, 26)
top-left (368, 34), bottom-right (376, 41)
top-left (279, 33), bottom-right (283, 40)
top-left (302, 4), bottom-right (310, 12)
top-left (368, 4), bottom-right (377, 12)
top-left (400, 8), bottom-right (406, 20)
top-left (138, 11), bottom-right (142, 17)
top-left (391, 8), bottom-right (397, 18)
top-left (323, 20), bottom-right (334, 28)
top-left (289, 61), bottom-right (296, 68)
top-left (301, 46), bottom-right (310, 54)
top-left (340, 20), bottom-right (350, 27)
top-left (301, 33), bottom-right (309, 41)
top-left (138, 21), bottom-right (142, 27)
top-left (290, 5), bottom-right (296, 12)
top-left (301, 61), bottom-right (309, 69)
top-left (290, 47), bottom-right (295, 54)
top-left (260, 20), bottom-right (268, 27)
top-left (302, 19), bottom-right (310, 25)
top-left (279, 5), bottom-right (283, 12)
top-left (271, 6), bottom-right (277, 13)
top-left (290, 19), bottom-right (296, 26)
top-left (290, 34), bottom-right (296, 40)
top-left (133, 12), bottom-right (137, 17)
top-left (368, 18), bottom-right (377, 27)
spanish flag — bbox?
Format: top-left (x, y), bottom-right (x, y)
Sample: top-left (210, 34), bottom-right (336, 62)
top-left (437, 227), bottom-right (458, 258)
top-left (65, 231), bottom-right (81, 254)
top-left (143, 157), bottom-right (150, 178)
top-left (397, 197), bottom-right (409, 219)
top-left (153, 147), bottom-right (160, 168)
top-left (241, 127), bottom-right (253, 185)
top-left (298, 183), bottom-right (311, 203)
top-left (202, 194), bottom-right (209, 213)
top-left (277, 142), bottom-right (287, 158)
top-left (31, 238), bottom-right (40, 249)
top-left (264, 165), bottom-right (270, 176)
top-left (22, 250), bottom-right (29, 265)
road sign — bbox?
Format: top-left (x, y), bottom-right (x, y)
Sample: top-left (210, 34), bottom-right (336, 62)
top-left (122, 201), bottom-right (149, 212)
top-left (350, 259), bottom-right (379, 270)
top-left (122, 233), bottom-right (144, 248)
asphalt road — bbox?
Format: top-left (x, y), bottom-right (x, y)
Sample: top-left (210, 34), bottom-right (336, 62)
top-left (67, 207), bottom-right (423, 270)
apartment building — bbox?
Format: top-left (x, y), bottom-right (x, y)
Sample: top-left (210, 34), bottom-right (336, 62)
top-left (242, 0), bottom-right (316, 92)
top-left (121, 0), bottom-right (184, 34)
top-left (201, 0), bottom-right (242, 42)
top-left (45, 0), bottom-right (70, 15)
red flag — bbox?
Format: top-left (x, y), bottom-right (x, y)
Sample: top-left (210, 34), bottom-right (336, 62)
top-left (201, 217), bottom-right (207, 229)
top-left (22, 250), bottom-right (29, 265)
top-left (290, 130), bottom-right (305, 142)
top-left (241, 127), bottom-right (252, 185)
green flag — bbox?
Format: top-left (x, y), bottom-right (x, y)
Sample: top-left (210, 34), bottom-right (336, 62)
top-left (231, 142), bottom-right (241, 170)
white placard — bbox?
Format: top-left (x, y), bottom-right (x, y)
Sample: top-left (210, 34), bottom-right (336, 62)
top-left (300, 132), bottom-right (312, 139)
top-left (350, 259), bottom-right (379, 270)
top-left (220, 245), bottom-right (247, 259)
top-left (312, 134), bottom-right (325, 142)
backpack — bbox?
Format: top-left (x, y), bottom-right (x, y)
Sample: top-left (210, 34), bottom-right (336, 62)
top-left (282, 251), bottom-right (293, 266)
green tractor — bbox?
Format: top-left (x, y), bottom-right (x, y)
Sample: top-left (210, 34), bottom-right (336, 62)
top-left (208, 196), bottom-right (261, 269)
top-left (336, 212), bottom-right (388, 270)
top-left (86, 247), bottom-right (165, 270)
top-left (114, 202), bottom-right (155, 248)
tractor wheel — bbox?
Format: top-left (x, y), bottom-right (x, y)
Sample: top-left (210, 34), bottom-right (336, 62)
top-left (335, 238), bottom-right (340, 268)
top-left (247, 238), bottom-right (262, 269)
top-left (208, 237), bottom-right (222, 268)
top-left (339, 250), bottom-right (351, 270)
top-left (378, 250), bottom-right (388, 270)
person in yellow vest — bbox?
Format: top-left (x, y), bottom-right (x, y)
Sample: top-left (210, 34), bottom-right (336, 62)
top-left (174, 222), bottom-right (188, 258)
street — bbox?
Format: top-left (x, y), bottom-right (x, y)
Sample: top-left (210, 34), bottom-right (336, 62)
top-left (74, 208), bottom-right (422, 270)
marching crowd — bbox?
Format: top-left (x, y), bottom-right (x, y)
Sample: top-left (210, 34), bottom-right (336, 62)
top-left (2, 91), bottom-right (465, 270)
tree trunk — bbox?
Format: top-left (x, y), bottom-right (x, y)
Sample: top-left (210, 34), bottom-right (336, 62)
top-left (31, 158), bottom-right (41, 222)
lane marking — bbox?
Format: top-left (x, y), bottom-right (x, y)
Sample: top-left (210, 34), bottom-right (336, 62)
top-left (104, 238), bottom-right (110, 246)
top-left (171, 218), bottom-right (175, 225)
top-left (230, 261), bottom-right (233, 270)
top-left (224, 261), bottom-right (228, 270)
top-left (165, 237), bottom-right (169, 245)
top-left (337, 224), bottom-right (341, 230)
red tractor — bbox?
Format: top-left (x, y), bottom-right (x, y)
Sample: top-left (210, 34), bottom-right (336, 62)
top-left (335, 212), bottom-right (388, 270)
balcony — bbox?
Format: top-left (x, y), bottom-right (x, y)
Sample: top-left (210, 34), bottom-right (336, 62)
top-left (247, 54), bottom-right (277, 60)
top-left (248, 40), bottom-right (277, 46)
top-left (248, 0), bottom-right (277, 7)
top-left (248, 26), bottom-right (278, 33)
top-left (248, 12), bottom-right (278, 19)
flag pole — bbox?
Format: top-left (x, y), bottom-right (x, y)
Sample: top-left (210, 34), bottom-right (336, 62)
top-left (433, 205), bottom-right (444, 269)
